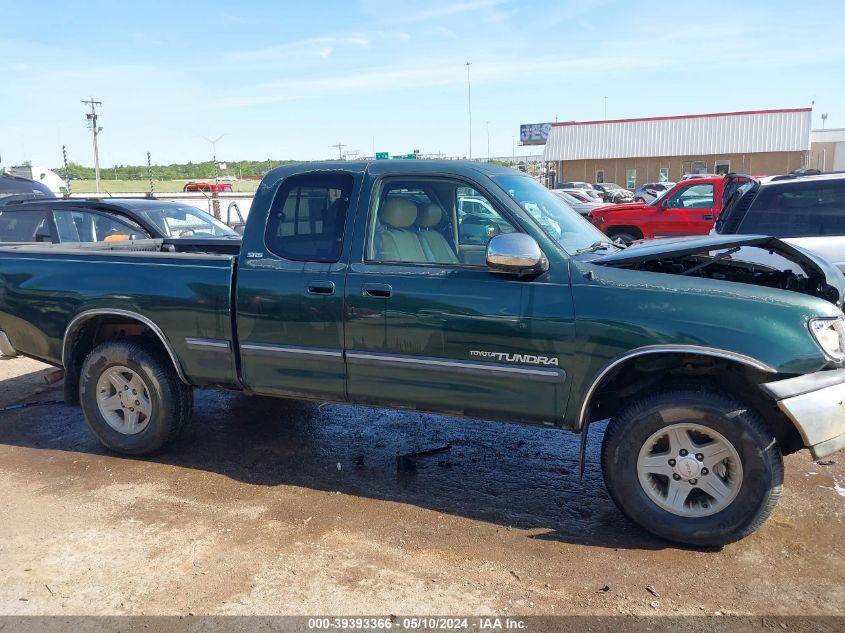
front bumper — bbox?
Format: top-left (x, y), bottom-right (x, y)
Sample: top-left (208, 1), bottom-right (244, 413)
top-left (761, 369), bottom-right (845, 459)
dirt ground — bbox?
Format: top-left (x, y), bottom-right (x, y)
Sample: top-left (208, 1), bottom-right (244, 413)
top-left (0, 356), bottom-right (842, 617)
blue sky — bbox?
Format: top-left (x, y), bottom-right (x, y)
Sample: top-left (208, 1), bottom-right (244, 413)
top-left (1, 0), bottom-right (843, 167)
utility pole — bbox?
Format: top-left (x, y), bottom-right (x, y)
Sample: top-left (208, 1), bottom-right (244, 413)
top-left (147, 152), bottom-right (154, 196)
top-left (465, 62), bottom-right (472, 160)
top-left (82, 97), bottom-right (103, 193)
top-left (331, 142), bottom-right (347, 159)
top-left (603, 96), bottom-right (608, 120)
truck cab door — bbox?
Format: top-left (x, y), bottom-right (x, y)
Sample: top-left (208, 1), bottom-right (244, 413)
top-left (656, 182), bottom-right (716, 236)
top-left (236, 172), bottom-right (358, 400)
top-left (343, 174), bottom-right (574, 426)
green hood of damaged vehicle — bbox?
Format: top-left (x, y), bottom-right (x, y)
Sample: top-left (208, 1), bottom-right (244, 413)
top-left (567, 234), bottom-right (845, 379)
top-left (592, 234), bottom-right (845, 307)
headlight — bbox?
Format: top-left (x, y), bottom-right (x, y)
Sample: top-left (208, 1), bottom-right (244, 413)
top-left (809, 317), bottom-right (845, 360)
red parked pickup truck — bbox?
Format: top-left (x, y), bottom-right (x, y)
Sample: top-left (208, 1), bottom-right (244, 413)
top-left (588, 176), bottom-right (747, 243)
top-left (183, 181), bottom-right (233, 193)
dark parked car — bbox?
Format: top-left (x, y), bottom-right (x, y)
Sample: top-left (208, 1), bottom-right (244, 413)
top-left (0, 198), bottom-right (240, 245)
top-left (0, 174), bottom-right (55, 207)
top-left (593, 182), bottom-right (633, 203)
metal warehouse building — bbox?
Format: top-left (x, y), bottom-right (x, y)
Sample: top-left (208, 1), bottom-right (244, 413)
top-left (543, 107), bottom-right (812, 189)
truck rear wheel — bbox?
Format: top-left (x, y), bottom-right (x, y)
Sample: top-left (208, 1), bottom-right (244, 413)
top-left (79, 339), bottom-right (193, 455)
top-left (601, 388), bottom-right (783, 547)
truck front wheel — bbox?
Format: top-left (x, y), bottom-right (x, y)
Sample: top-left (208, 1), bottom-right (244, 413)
top-left (601, 388), bottom-right (783, 547)
top-left (79, 339), bottom-right (193, 455)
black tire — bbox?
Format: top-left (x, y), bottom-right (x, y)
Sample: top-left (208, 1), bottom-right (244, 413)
top-left (601, 388), bottom-right (783, 547)
top-left (79, 338), bottom-right (193, 455)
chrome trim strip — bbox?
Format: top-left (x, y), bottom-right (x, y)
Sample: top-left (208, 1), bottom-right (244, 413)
top-left (576, 344), bottom-right (777, 431)
top-left (240, 343), bottom-right (344, 359)
top-left (62, 309), bottom-right (190, 384)
top-left (185, 337), bottom-right (231, 352)
top-left (346, 351), bottom-right (566, 383)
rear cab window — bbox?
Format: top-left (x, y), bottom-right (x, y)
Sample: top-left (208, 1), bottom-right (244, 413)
top-left (264, 173), bottom-right (354, 262)
top-left (738, 179), bottom-right (845, 237)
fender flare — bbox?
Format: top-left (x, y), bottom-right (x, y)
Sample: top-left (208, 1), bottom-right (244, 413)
top-left (62, 309), bottom-right (190, 384)
top-left (577, 344), bottom-right (776, 476)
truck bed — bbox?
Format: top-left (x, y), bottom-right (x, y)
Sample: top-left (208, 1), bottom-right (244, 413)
top-left (0, 240), bottom-right (239, 388)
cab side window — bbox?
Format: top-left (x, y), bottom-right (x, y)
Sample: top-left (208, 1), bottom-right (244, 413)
top-left (265, 174), bottom-right (353, 263)
top-left (664, 183), bottom-right (714, 209)
top-left (367, 178), bottom-right (515, 266)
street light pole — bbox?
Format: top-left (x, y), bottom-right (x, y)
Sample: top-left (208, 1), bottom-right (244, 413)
top-left (82, 97), bottom-right (102, 193)
top-left (465, 61), bottom-right (472, 160)
top-left (486, 121), bottom-right (490, 161)
top-left (603, 96), bottom-right (608, 120)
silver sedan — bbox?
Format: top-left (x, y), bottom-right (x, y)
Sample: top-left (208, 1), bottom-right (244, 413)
top-left (551, 190), bottom-right (605, 216)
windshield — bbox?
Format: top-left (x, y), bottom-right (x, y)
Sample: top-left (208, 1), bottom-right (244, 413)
top-left (136, 204), bottom-right (237, 238)
top-left (492, 175), bottom-right (616, 254)
top-left (647, 186), bottom-right (673, 206)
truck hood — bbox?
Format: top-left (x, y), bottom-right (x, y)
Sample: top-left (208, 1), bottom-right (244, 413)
top-left (591, 234), bottom-right (845, 306)
top-left (590, 201), bottom-right (649, 215)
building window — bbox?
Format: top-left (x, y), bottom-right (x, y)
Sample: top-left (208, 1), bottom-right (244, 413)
top-left (692, 161), bottom-right (707, 175)
top-left (626, 169), bottom-right (636, 190)
top-left (658, 167), bottom-right (669, 182)
top-left (715, 160), bottom-right (730, 175)
top-left (595, 170), bottom-right (605, 184)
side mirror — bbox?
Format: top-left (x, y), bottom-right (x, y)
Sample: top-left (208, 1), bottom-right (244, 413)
top-left (486, 233), bottom-right (548, 275)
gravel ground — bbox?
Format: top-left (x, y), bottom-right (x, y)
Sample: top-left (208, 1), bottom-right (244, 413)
top-left (0, 356), bottom-right (842, 617)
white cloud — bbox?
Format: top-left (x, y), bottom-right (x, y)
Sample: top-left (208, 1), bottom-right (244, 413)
top-left (363, 0), bottom-right (507, 25)
top-left (208, 52), bottom-right (670, 109)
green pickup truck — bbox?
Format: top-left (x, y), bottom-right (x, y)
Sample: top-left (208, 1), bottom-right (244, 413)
top-left (1, 161), bottom-right (844, 546)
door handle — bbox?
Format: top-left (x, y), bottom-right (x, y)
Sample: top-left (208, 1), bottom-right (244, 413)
top-left (703, 214), bottom-right (715, 220)
top-left (362, 283), bottom-right (392, 298)
top-left (307, 281), bottom-right (335, 295)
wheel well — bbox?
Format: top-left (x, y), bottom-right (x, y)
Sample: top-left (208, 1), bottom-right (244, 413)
top-left (62, 314), bottom-right (186, 405)
top-left (605, 225), bottom-right (643, 240)
top-left (584, 353), bottom-right (803, 456)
